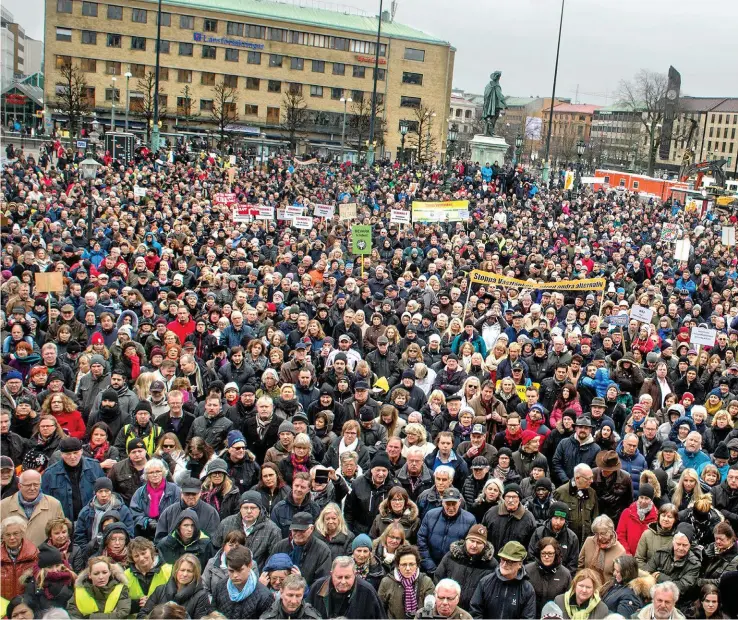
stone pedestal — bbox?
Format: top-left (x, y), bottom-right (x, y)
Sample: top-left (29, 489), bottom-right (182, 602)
top-left (470, 134), bottom-right (509, 165)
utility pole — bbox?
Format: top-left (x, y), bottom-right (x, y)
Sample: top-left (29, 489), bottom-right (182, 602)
top-left (151, 0), bottom-right (163, 151)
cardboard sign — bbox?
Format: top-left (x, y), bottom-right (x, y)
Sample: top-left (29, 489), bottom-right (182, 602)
top-left (133, 186), bottom-right (147, 197)
top-left (232, 204), bottom-right (258, 222)
top-left (34, 272), bottom-right (65, 293)
top-left (390, 209), bottom-right (411, 225)
top-left (229, 154), bottom-right (237, 165)
top-left (661, 223), bottom-right (680, 242)
top-left (690, 326), bottom-right (717, 348)
top-left (674, 238), bottom-right (691, 261)
top-left (276, 208), bottom-right (287, 221)
top-left (339, 203), bottom-right (357, 221)
top-left (76, 140), bottom-right (87, 149)
top-left (630, 305), bottom-right (654, 324)
top-left (351, 225), bottom-right (373, 255)
top-left (314, 204), bottom-right (335, 218)
top-left (722, 226), bottom-right (736, 247)
top-left (255, 206), bottom-right (274, 221)
top-left (214, 192), bottom-right (237, 206)
top-left (292, 215), bottom-right (313, 229)
top-left (284, 205), bottom-right (304, 218)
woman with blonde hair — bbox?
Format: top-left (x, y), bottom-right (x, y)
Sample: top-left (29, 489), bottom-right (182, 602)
top-left (420, 389), bottom-right (446, 426)
top-left (377, 404), bottom-right (406, 438)
top-left (401, 423), bottom-right (434, 457)
top-left (577, 515), bottom-right (626, 583)
top-left (66, 555), bottom-right (131, 619)
top-left (441, 318), bottom-right (464, 349)
top-left (139, 553), bottom-right (211, 618)
top-left (372, 523), bottom-right (407, 573)
top-left (554, 567), bottom-right (609, 619)
top-left (704, 410), bottom-right (733, 454)
top-left (133, 372), bottom-right (157, 401)
top-left (672, 468), bottom-right (705, 511)
top-left (314, 502), bottom-right (355, 560)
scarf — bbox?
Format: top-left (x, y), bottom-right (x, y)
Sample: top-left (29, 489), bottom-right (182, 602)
top-left (505, 427), bottom-right (521, 446)
top-left (42, 570), bottom-right (75, 600)
top-left (355, 560), bottom-right (370, 579)
top-left (103, 545), bottom-right (128, 565)
top-left (49, 537), bottom-right (71, 564)
top-left (227, 570), bottom-right (257, 602)
top-left (201, 486), bottom-right (222, 514)
top-left (91, 496), bottom-right (115, 538)
top-left (17, 492), bottom-right (43, 519)
top-left (494, 464), bottom-right (510, 481)
top-left (146, 481), bottom-right (166, 518)
top-left (397, 567), bottom-right (419, 614)
top-left (637, 501), bottom-right (653, 521)
top-left (290, 452), bottom-right (309, 475)
top-left (456, 422), bottom-right (472, 440)
top-left (89, 440), bottom-right (110, 462)
top-left (339, 437), bottom-right (358, 455)
top-left (256, 415), bottom-right (273, 439)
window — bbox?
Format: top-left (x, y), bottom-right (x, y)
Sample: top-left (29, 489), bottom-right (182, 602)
top-left (106, 61), bottom-right (121, 75)
top-left (352, 65), bottom-right (366, 78)
top-left (201, 72), bottom-right (215, 85)
top-left (402, 72), bottom-right (423, 85)
top-left (268, 80), bottom-right (281, 93)
top-left (179, 42), bottom-right (193, 56)
top-left (178, 69), bottom-right (192, 83)
top-left (246, 77), bottom-right (260, 90)
top-left (158, 12), bottom-right (171, 26)
top-left (82, 2), bottom-right (98, 16)
top-left (55, 55), bottom-right (72, 69)
top-left (632, 181), bottom-right (640, 189)
top-left (268, 27), bottom-right (287, 41)
top-left (130, 64), bottom-right (145, 78)
top-left (131, 8), bottom-right (147, 23)
top-left (404, 47), bottom-right (425, 62)
top-left (177, 97), bottom-right (192, 113)
top-left (312, 60), bottom-right (325, 73)
top-left (376, 93), bottom-right (384, 105)
top-left (107, 5), bottom-right (122, 19)
top-left (107, 33), bottom-right (121, 48)
top-left (57, 0), bottom-right (72, 13)
top-left (333, 37), bottom-right (348, 50)
top-left (400, 96), bottom-right (421, 108)
top-left (180, 15), bottom-right (194, 29)
top-left (247, 51), bottom-right (261, 64)
top-left (246, 24), bottom-right (265, 38)
top-left (267, 107), bottom-right (280, 123)
top-left (83, 87), bottom-right (95, 106)
top-left (224, 75), bottom-right (238, 88)
top-left (131, 36), bottom-right (146, 50)
top-left (374, 68), bottom-right (385, 81)
top-left (200, 99), bottom-right (213, 112)
top-left (81, 30), bottom-right (97, 44)
top-left (333, 63), bottom-right (345, 76)
top-left (331, 88), bottom-right (343, 100)
top-left (56, 27), bottom-right (72, 42)
top-left (245, 104), bottom-right (258, 115)
top-left (465, 110), bottom-right (471, 119)
top-left (204, 18), bottom-right (217, 32)
top-left (289, 83), bottom-right (302, 95)
top-left (105, 88), bottom-right (120, 101)
top-left (291, 57), bottom-right (304, 70)
top-left (159, 67), bottom-right (169, 81)
top-left (352, 90), bottom-right (363, 102)
top-left (158, 40), bottom-right (170, 54)
top-left (225, 49), bottom-right (238, 62)
top-left (202, 45), bottom-right (216, 59)
top-left (80, 58), bottom-right (96, 72)
top-left (227, 22), bottom-right (243, 36)
top-left (269, 54), bottom-right (283, 67)
top-left (310, 85), bottom-right (323, 98)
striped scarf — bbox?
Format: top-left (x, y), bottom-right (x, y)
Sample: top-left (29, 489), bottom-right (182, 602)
top-left (396, 568), bottom-right (419, 615)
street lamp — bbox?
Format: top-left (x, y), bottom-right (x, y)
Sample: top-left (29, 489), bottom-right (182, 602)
top-left (151, 0), bottom-right (163, 152)
top-left (514, 134), bottom-right (523, 166)
top-left (79, 157), bottom-right (101, 239)
top-left (576, 138), bottom-right (586, 189)
top-left (340, 96), bottom-right (352, 162)
top-left (124, 71), bottom-right (132, 132)
top-left (110, 77), bottom-right (117, 132)
top-left (543, 0), bottom-right (566, 185)
top-left (399, 122), bottom-right (409, 164)
top-left (447, 126), bottom-right (458, 165)
top-left (365, 139), bottom-right (377, 163)
top-left (425, 110), bottom-right (436, 163)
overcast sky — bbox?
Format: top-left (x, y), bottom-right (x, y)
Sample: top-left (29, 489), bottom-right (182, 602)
top-left (8, 0), bottom-right (738, 104)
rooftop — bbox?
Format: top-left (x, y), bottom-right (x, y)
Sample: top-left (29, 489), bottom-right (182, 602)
top-left (151, 0), bottom-right (451, 45)
top-left (553, 103), bottom-right (602, 114)
top-left (506, 97), bottom-right (538, 108)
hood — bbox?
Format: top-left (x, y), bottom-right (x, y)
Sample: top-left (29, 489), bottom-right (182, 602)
top-left (102, 521), bottom-right (130, 546)
top-left (377, 497), bottom-right (419, 522)
top-left (76, 562), bottom-right (128, 588)
top-left (171, 507), bottom-right (200, 535)
top-left (448, 538), bottom-right (495, 563)
top-left (629, 571), bottom-right (656, 600)
top-left (639, 470), bottom-right (661, 498)
top-left (116, 310), bottom-right (139, 334)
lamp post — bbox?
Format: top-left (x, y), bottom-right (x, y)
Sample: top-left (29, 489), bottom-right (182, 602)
top-left (447, 126), bottom-right (458, 166)
top-left (543, 0), bottom-right (566, 185)
top-left (425, 110), bottom-right (436, 163)
top-left (399, 122), bottom-right (408, 164)
top-left (110, 77), bottom-right (117, 132)
top-left (79, 157), bottom-right (101, 238)
top-left (365, 139), bottom-right (377, 164)
top-left (124, 71), bottom-right (132, 132)
top-left (576, 138), bottom-right (586, 190)
top-left (151, 0), bottom-right (163, 152)
top-left (340, 96), bottom-right (352, 162)
top-left (514, 134), bottom-right (523, 166)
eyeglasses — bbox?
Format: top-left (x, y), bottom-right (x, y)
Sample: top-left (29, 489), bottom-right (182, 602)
top-left (162, 444), bottom-right (175, 449)
top-left (231, 446), bottom-right (246, 451)
top-left (540, 551), bottom-right (555, 557)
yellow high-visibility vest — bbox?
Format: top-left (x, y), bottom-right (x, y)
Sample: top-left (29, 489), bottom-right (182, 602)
top-left (122, 425), bottom-right (161, 455)
top-left (74, 583), bottom-right (124, 616)
top-left (124, 563), bottom-right (172, 600)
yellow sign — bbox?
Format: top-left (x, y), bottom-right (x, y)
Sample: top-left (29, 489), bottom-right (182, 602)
top-left (564, 171), bottom-right (575, 190)
top-left (411, 200), bottom-right (469, 222)
top-left (495, 381), bottom-right (541, 400)
top-left (469, 270), bottom-right (607, 291)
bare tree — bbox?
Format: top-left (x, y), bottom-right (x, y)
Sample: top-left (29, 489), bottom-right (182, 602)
top-left (406, 105), bottom-right (438, 164)
top-left (211, 81), bottom-right (239, 148)
top-left (177, 85), bottom-right (199, 131)
top-left (348, 97), bottom-right (386, 159)
top-left (134, 71), bottom-right (167, 143)
top-left (618, 69), bottom-right (668, 176)
top-left (280, 90), bottom-right (308, 152)
top-left (54, 63), bottom-right (90, 142)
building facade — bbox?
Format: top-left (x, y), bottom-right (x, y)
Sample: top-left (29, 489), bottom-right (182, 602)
top-left (541, 103), bottom-right (601, 164)
top-left (44, 0), bottom-right (455, 159)
top-left (591, 104), bottom-right (645, 170)
top-left (448, 89), bottom-right (480, 157)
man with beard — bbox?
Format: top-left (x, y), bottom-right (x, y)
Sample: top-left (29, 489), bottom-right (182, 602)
top-left (244, 396), bottom-right (282, 464)
top-left (90, 368), bottom-right (139, 423)
top-left (226, 384), bottom-right (257, 431)
top-left (108, 438), bottom-right (149, 504)
top-left (86, 388), bottom-right (126, 440)
top-left (527, 501), bottom-right (580, 573)
top-left (220, 430), bottom-right (261, 494)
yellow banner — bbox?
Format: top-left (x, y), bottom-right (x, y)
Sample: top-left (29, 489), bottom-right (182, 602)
top-left (411, 200), bottom-right (469, 222)
top-left (469, 270), bottom-right (607, 291)
top-left (495, 381), bottom-right (541, 400)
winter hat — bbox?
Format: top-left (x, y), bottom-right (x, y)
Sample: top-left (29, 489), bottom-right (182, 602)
top-left (714, 442), bottom-right (730, 460)
top-left (227, 430), bottom-right (246, 447)
top-left (94, 478), bottom-right (113, 492)
top-left (466, 524), bottom-right (488, 544)
top-left (370, 451), bottom-right (392, 471)
top-left (531, 454), bottom-right (549, 473)
top-left (549, 501), bottom-right (570, 520)
top-left (503, 483), bottom-right (522, 498)
top-left (639, 483), bottom-right (655, 500)
top-left (262, 553), bottom-right (293, 572)
top-left (240, 490), bottom-right (263, 510)
top-left (205, 458), bottom-right (229, 476)
top-left (279, 421), bottom-right (296, 435)
top-left (534, 477), bottom-right (554, 492)
top-left (541, 601), bottom-right (565, 620)
top-left (37, 545), bottom-right (64, 569)
top-left (676, 522), bottom-right (695, 543)
top-left (91, 333), bottom-right (104, 345)
top-left (59, 437), bottom-right (83, 452)
top-left (224, 382), bottom-right (239, 394)
top-left (360, 406), bottom-right (375, 422)
top-left (352, 534), bottom-right (373, 551)
top-left (134, 401), bottom-right (152, 415)
top-left (521, 430), bottom-right (539, 446)
top-left (90, 354), bottom-right (107, 368)
top-left (127, 437), bottom-right (145, 453)
top-left (101, 388), bottom-right (119, 403)
top-left (3, 370), bottom-right (22, 382)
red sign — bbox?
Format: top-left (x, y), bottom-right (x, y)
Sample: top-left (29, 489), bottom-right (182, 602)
top-left (355, 55), bottom-right (387, 65)
top-left (5, 94), bottom-right (26, 105)
top-left (213, 192), bottom-right (237, 206)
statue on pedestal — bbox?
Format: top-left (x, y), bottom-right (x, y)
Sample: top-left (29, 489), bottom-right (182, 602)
top-left (482, 71), bottom-right (507, 136)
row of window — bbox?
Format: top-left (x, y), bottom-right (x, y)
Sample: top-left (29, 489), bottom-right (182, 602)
top-left (706, 141), bottom-right (735, 154)
top-left (711, 113), bottom-right (738, 125)
top-left (57, 0), bottom-right (409, 60)
top-left (709, 126), bottom-right (737, 139)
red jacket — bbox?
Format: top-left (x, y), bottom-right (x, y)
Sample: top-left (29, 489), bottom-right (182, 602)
top-left (0, 539), bottom-right (38, 600)
top-left (616, 501), bottom-right (657, 555)
top-left (167, 318), bottom-right (196, 344)
top-left (52, 409), bottom-right (87, 439)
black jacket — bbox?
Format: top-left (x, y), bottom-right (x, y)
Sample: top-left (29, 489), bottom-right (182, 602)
top-left (528, 520), bottom-right (580, 574)
top-left (260, 598), bottom-right (323, 620)
top-left (469, 566), bottom-right (537, 619)
top-left (524, 561), bottom-right (572, 617)
top-left (212, 579), bottom-right (274, 619)
top-left (272, 535), bottom-right (332, 584)
top-left (138, 576), bottom-right (211, 619)
top-left (215, 511), bottom-right (281, 568)
top-left (154, 411), bottom-right (196, 448)
top-left (344, 473), bottom-right (398, 535)
top-left (244, 415), bottom-right (283, 465)
top-left (434, 539), bottom-right (498, 611)
top-left (307, 576), bottom-right (385, 620)
top-left (482, 502), bottom-right (537, 558)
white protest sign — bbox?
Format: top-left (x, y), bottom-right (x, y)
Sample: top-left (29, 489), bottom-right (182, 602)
top-left (255, 206), bottom-right (274, 221)
top-left (722, 226), bottom-right (736, 246)
top-left (390, 209), bottom-right (411, 225)
top-left (134, 186), bottom-right (147, 198)
top-left (292, 215), bottom-right (313, 229)
top-left (339, 203), bottom-right (357, 221)
top-left (674, 238), bottom-right (691, 261)
top-left (630, 305), bottom-right (654, 324)
top-left (229, 154), bottom-right (237, 165)
top-left (276, 208), bottom-right (287, 221)
top-left (313, 204), bottom-right (335, 218)
top-left (690, 326), bottom-right (717, 348)
top-left (232, 204), bottom-right (256, 222)
top-left (284, 206), bottom-right (304, 219)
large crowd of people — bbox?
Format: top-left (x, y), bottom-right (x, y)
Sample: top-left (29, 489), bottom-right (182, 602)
top-left (1, 140), bottom-right (738, 620)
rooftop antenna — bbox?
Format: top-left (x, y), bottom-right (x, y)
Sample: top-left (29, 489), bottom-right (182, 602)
top-left (391, 0), bottom-right (398, 21)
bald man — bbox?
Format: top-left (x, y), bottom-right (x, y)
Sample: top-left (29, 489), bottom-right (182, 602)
top-left (0, 469), bottom-right (65, 546)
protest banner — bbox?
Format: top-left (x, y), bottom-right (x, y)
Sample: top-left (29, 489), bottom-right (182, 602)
top-left (722, 226), bottom-right (736, 246)
top-left (232, 204), bottom-right (257, 222)
top-left (351, 225), bottom-right (372, 255)
top-left (284, 205), bottom-right (304, 218)
top-left (339, 203), bottom-right (357, 221)
top-left (468, 270), bottom-right (606, 291)
top-left (412, 200), bottom-right (469, 222)
top-left (214, 192), bottom-right (237, 206)
top-left (661, 223), bottom-right (680, 242)
top-left (607, 314), bottom-right (630, 327)
top-left (690, 326), bottom-right (717, 348)
top-left (314, 204), bottom-right (335, 218)
top-left (292, 215), bottom-right (313, 229)
top-left (390, 209), bottom-right (411, 225)
top-left (255, 206), bottom-right (274, 220)
top-left (630, 305), bottom-right (654, 324)
top-left (133, 186), bottom-right (147, 198)
top-left (276, 208), bottom-right (287, 221)
top-left (564, 171), bottom-right (575, 190)
top-left (674, 238), bottom-right (691, 261)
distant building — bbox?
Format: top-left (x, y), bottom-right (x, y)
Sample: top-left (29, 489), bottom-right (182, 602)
top-left (591, 104), bottom-right (646, 170)
top-left (448, 89), bottom-right (480, 157)
top-left (542, 103), bottom-right (602, 164)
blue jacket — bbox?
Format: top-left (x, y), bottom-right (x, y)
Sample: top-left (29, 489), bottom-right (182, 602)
top-left (424, 448), bottom-right (469, 487)
top-left (678, 447), bottom-right (711, 471)
top-left (552, 435), bottom-right (602, 485)
top-left (73, 494), bottom-right (135, 548)
top-left (417, 506), bottom-right (476, 573)
top-left (130, 481), bottom-right (181, 531)
top-left (40, 457), bottom-right (105, 519)
top-left (450, 332), bottom-right (488, 358)
top-left (219, 324), bottom-right (255, 349)
top-left (616, 444), bottom-right (647, 496)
